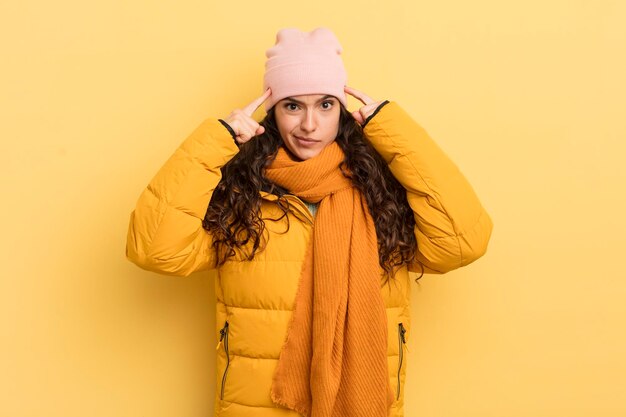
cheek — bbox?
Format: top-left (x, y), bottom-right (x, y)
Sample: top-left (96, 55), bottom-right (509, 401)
top-left (328, 118), bottom-right (340, 136)
top-left (276, 115), bottom-right (294, 133)
top-left (276, 118), bottom-right (296, 143)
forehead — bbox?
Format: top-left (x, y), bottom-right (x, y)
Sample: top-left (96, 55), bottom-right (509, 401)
top-left (281, 94), bottom-right (336, 104)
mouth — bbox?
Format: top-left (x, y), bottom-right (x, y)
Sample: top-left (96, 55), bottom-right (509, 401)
top-left (294, 135), bottom-right (319, 144)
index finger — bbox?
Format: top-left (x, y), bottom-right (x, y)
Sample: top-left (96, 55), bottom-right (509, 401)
top-left (344, 86), bottom-right (374, 105)
top-left (242, 88), bottom-right (272, 116)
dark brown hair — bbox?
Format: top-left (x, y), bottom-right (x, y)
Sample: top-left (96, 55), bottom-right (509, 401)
top-left (203, 102), bottom-right (424, 285)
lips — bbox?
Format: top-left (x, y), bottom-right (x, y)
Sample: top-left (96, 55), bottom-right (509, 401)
top-left (294, 135), bottom-right (319, 143)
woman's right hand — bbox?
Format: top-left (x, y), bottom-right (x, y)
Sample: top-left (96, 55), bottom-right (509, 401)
top-left (223, 88), bottom-right (272, 144)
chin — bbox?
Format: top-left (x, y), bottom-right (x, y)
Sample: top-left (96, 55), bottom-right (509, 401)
top-left (299, 149), bottom-right (325, 161)
top-left (285, 143), bottom-right (323, 161)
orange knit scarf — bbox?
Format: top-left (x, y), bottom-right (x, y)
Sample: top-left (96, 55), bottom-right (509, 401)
top-left (265, 141), bottom-right (394, 417)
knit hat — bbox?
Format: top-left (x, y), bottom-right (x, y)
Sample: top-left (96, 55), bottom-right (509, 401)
top-left (263, 27), bottom-right (348, 112)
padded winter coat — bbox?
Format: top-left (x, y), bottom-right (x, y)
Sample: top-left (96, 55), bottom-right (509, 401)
top-left (125, 100), bottom-right (494, 417)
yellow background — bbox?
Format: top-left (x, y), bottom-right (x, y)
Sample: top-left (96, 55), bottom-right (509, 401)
top-left (2, 0), bottom-right (625, 416)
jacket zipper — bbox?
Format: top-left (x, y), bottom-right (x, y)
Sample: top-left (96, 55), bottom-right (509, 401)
top-left (216, 320), bottom-right (230, 400)
top-left (397, 322), bottom-right (407, 400)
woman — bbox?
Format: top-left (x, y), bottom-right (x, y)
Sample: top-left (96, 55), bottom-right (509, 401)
top-left (126, 27), bottom-right (493, 417)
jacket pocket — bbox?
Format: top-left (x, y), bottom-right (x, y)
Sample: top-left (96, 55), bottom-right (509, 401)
top-left (396, 322), bottom-right (407, 400)
top-left (216, 320), bottom-right (230, 400)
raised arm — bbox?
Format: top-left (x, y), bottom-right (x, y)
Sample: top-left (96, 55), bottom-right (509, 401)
top-left (362, 101), bottom-right (494, 274)
top-left (125, 118), bottom-right (240, 276)
top-left (126, 89), bottom-right (272, 276)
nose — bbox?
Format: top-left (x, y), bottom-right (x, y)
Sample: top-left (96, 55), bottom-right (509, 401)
top-left (300, 109), bottom-right (317, 133)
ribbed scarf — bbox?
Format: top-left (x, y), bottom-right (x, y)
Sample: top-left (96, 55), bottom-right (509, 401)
top-left (265, 141), bottom-right (394, 417)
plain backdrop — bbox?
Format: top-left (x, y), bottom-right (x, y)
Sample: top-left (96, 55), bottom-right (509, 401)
top-left (1, 0), bottom-right (625, 416)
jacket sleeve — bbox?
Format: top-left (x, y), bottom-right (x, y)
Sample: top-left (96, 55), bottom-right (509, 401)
top-left (125, 118), bottom-right (240, 276)
top-left (363, 101), bottom-right (494, 274)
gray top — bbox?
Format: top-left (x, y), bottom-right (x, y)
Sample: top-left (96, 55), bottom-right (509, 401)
top-left (304, 201), bottom-right (319, 217)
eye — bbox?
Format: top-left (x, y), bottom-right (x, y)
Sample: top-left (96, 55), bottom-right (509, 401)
top-left (321, 100), bottom-right (334, 109)
top-left (284, 102), bottom-right (299, 111)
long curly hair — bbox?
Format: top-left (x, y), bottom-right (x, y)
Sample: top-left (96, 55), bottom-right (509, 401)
top-left (203, 102), bottom-right (424, 285)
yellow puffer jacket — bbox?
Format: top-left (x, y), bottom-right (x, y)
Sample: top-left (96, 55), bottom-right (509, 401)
top-left (125, 101), bottom-right (493, 417)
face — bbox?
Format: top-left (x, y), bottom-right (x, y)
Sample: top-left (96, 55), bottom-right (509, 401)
top-left (274, 94), bottom-right (341, 161)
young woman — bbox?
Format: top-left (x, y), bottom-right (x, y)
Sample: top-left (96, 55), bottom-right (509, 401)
top-left (126, 27), bottom-right (493, 417)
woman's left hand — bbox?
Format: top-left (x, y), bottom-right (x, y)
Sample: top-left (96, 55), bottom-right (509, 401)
top-left (344, 86), bottom-right (386, 125)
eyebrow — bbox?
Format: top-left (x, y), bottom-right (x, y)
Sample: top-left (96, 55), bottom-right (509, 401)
top-left (283, 95), bottom-right (335, 105)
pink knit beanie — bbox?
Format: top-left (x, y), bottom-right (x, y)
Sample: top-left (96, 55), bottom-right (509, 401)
top-left (263, 27), bottom-right (348, 112)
